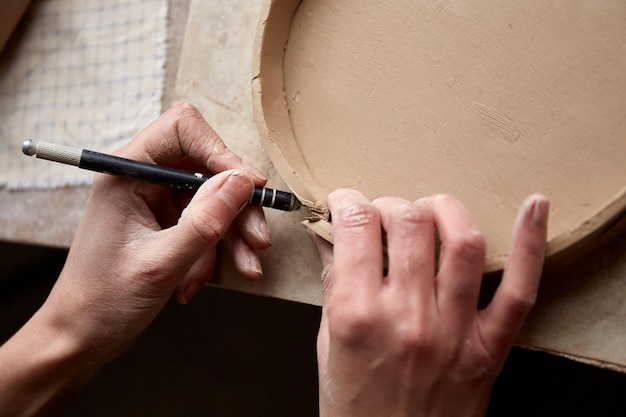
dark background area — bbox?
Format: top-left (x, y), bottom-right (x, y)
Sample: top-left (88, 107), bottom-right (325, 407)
top-left (1, 240), bottom-right (625, 416)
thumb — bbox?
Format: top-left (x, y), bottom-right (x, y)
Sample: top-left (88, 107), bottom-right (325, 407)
top-left (308, 229), bottom-right (335, 302)
top-left (309, 229), bottom-right (333, 367)
top-left (160, 170), bottom-right (254, 272)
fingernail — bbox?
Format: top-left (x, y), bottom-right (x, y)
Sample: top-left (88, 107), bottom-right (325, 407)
top-left (256, 219), bottom-right (272, 245)
top-left (526, 194), bottom-right (549, 227)
top-left (248, 255), bottom-right (263, 279)
top-left (221, 171), bottom-right (253, 211)
top-left (179, 281), bottom-right (203, 304)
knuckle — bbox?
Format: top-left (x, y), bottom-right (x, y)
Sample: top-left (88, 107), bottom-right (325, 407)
top-left (171, 101), bottom-right (201, 119)
top-left (206, 143), bottom-right (240, 170)
top-left (518, 241), bottom-right (547, 261)
top-left (171, 103), bottom-right (203, 137)
top-left (394, 323), bottom-right (432, 353)
top-left (433, 193), bottom-right (456, 204)
top-left (171, 103), bottom-right (225, 159)
top-left (372, 197), bottom-right (426, 224)
top-left (397, 204), bottom-right (427, 223)
top-left (328, 303), bottom-right (378, 344)
top-left (335, 202), bottom-right (378, 231)
top-left (188, 209), bottom-right (225, 245)
top-left (500, 290), bottom-right (537, 319)
top-left (394, 204), bottom-right (429, 232)
top-left (456, 350), bottom-right (501, 383)
top-left (445, 230), bottom-right (486, 264)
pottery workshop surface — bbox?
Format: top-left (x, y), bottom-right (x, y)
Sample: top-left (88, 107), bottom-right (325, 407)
top-left (177, 0), bottom-right (626, 371)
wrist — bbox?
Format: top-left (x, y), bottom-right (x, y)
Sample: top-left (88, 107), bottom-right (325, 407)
top-left (0, 303), bottom-right (107, 416)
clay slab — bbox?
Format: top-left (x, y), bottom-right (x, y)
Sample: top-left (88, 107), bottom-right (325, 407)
top-left (253, 0), bottom-right (626, 271)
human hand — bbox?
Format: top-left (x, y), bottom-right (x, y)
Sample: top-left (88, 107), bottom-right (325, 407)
top-left (43, 103), bottom-right (271, 360)
top-left (0, 103), bottom-right (274, 416)
top-left (314, 190), bottom-right (549, 417)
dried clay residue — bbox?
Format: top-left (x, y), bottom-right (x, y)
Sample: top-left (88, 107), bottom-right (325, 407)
top-left (304, 201), bottom-right (330, 222)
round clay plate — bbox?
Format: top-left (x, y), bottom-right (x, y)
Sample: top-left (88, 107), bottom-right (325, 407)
top-left (252, 0), bottom-right (626, 272)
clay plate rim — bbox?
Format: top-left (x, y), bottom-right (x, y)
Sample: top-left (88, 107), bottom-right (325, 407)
top-left (251, 0), bottom-right (626, 273)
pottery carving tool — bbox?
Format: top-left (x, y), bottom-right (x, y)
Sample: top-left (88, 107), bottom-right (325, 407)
top-left (21, 140), bottom-right (301, 212)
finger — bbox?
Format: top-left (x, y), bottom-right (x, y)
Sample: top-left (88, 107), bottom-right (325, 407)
top-left (235, 206), bottom-right (272, 250)
top-left (328, 189), bottom-right (383, 301)
top-left (479, 194), bottom-right (549, 353)
top-left (223, 227), bottom-right (264, 280)
top-left (155, 169), bottom-right (255, 273)
top-left (116, 103), bottom-right (267, 184)
top-left (317, 312), bottom-right (330, 370)
top-left (309, 229), bottom-right (333, 367)
top-left (176, 249), bottom-right (217, 304)
top-left (372, 197), bottom-right (435, 298)
top-left (308, 229), bottom-right (334, 302)
top-left (431, 194), bottom-right (486, 330)
top-left (309, 229), bottom-right (334, 268)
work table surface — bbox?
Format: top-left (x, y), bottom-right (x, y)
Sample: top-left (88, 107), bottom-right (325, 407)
top-left (1, 0), bottom-right (625, 372)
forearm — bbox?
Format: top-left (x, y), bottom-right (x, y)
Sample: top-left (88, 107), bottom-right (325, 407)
top-left (0, 304), bottom-right (103, 417)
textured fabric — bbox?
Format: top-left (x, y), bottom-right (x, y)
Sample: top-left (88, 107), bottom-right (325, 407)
top-left (0, 0), bottom-right (167, 188)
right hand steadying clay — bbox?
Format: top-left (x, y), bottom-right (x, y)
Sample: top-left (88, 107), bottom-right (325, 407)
top-left (313, 189), bottom-right (549, 417)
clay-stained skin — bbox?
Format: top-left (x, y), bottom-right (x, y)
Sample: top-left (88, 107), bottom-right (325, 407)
top-left (274, 0), bottom-right (626, 268)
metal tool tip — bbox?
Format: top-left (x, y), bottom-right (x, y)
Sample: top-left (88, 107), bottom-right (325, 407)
top-left (22, 140), bottom-right (37, 156)
top-left (292, 195), bottom-right (302, 211)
